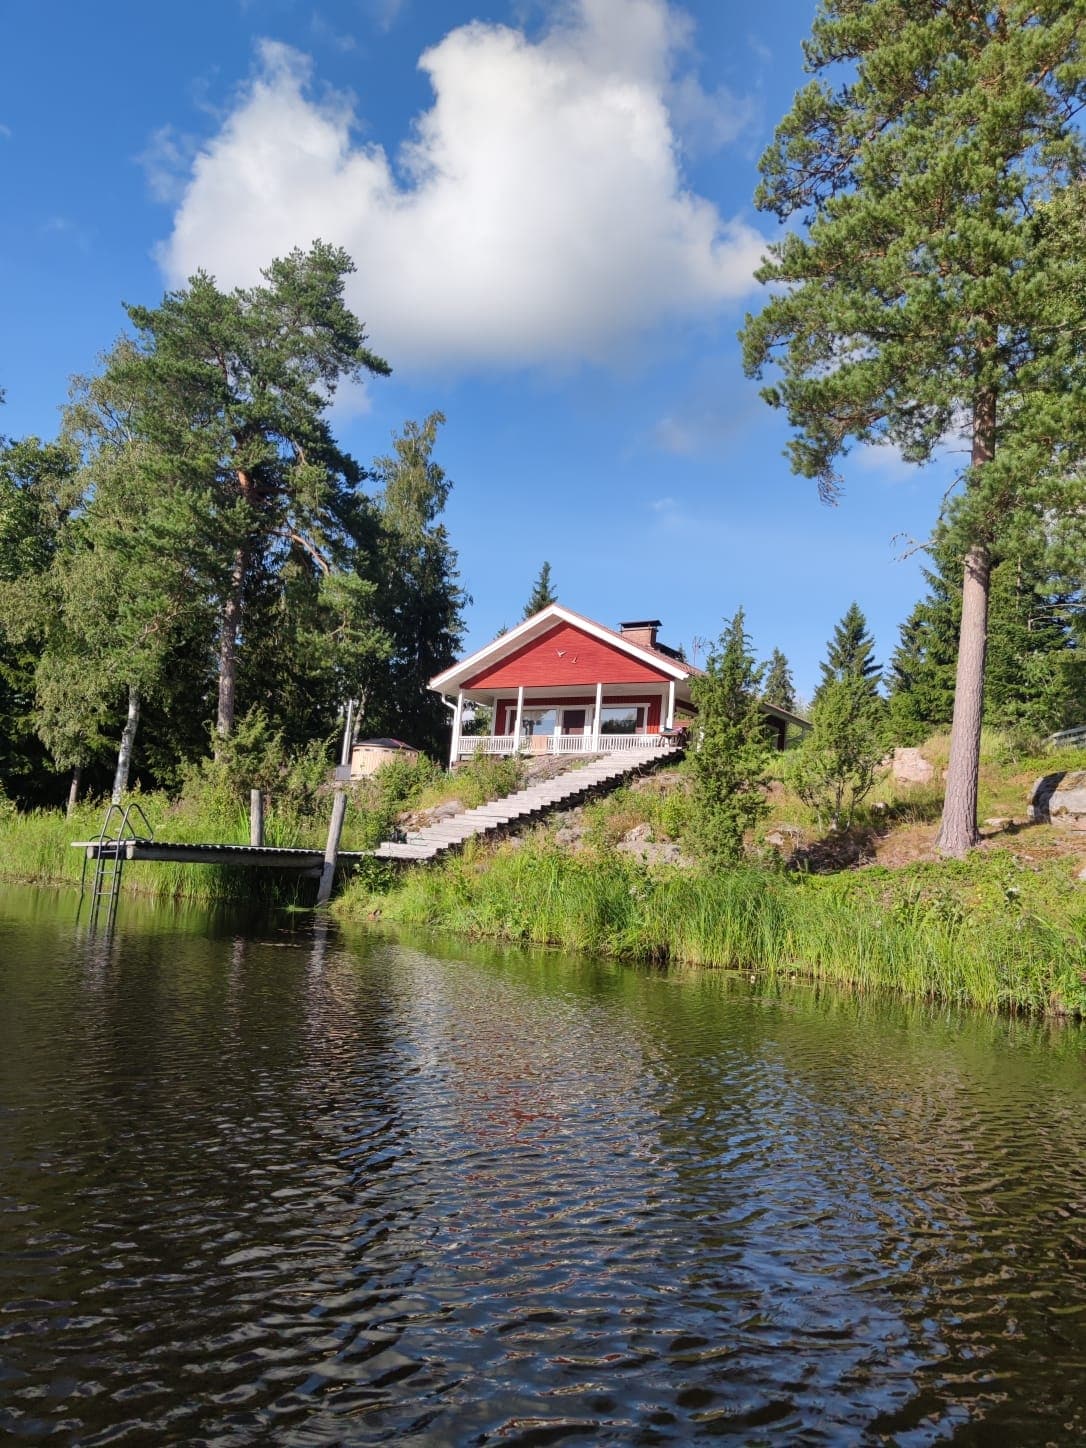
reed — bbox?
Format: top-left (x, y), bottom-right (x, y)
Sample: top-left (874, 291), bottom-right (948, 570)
top-left (335, 841), bottom-right (1086, 1016)
top-left (0, 796), bottom-right (321, 904)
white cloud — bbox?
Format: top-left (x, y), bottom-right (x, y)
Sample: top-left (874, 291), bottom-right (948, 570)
top-left (158, 0), bottom-right (766, 371)
top-left (138, 125), bottom-right (201, 205)
top-left (850, 442), bottom-right (918, 483)
top-left (0, 122), bottom-right (12, 141)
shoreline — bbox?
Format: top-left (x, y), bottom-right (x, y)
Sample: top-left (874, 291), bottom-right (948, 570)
top-left (333, 838), bottom-right (1086, 1019)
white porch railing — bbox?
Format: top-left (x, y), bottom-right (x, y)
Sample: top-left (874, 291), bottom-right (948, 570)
top-left (458, 733), bottom-right (680, 758)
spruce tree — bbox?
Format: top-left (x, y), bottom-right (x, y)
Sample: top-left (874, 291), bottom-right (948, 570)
top-left (762, 648), bottom-right (797, 713)
top-left (814, 603), bottom-right (880, 705)
top-left (369, 413), bottom-right (467, 755)
top-left (741, 1), bottom-right (1086, 855)
top-left (687, 609), bottom-right (771, 865)
top-left (888, 536), bottom-right (1086, 742)
top-left (522, 562), bottom-right (557, 619)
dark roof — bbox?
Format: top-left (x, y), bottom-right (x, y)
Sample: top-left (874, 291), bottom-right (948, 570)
top-left (355, 738), bottom-right (418, 751)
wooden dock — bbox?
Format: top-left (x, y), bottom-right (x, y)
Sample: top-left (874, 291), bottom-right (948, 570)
top-left (71, 839), bottom-right (369, 874)
top-left (72, 747), bottom-right (683, 917)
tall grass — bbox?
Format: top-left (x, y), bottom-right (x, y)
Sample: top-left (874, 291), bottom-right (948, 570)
top-left (0, 790), bottom-right (338, 904)
top-left (335, 840), bottom-right (1086, 1016)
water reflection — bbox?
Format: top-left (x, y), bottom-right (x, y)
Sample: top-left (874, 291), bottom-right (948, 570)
top-left (1, 887), bottom-right (1084, 1444)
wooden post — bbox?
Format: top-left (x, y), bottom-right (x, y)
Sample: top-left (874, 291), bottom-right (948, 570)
top-left (449, 690), bottom-right (463, 767)
top-left (593, 681), bottom-right (603, 751)
top-left (340, 697), bottom-right (356, 768)
top-left (666, 680), bottom-right (675, 731)
top-left (317, 789), bottom-right (347, 905)
top-left (250, 789), bottom-right (265, 847)
top-left (513, 686), bottom-right (524, 756)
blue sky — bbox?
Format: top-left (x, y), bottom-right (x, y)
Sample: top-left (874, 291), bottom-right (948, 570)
top-left (0, 0), bottom-right (956, 702)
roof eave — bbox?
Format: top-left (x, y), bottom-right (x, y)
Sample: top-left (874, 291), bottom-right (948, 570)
top-left (429, 603), bottom-right (691, 691)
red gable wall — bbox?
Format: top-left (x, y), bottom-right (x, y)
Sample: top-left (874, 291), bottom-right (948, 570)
top-left (466, 622), bottom-right (671, 689)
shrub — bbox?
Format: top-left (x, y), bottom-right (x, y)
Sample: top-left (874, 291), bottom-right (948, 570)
top-left (456, 752), bottom-right (526, 808)
top-left (786, 678), bottom-right (884, 831)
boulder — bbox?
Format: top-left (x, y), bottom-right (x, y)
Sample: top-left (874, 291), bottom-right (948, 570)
top-left (617, 839), bottom-right (689, 867)
top-left (621, 823), bottom-right (654, 845)
top-left (891, 747), bottom-right (933, 785)
top-left (1028, 771), bottom-right (1086, 828)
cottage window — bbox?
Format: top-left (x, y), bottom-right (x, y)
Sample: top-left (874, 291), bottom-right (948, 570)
top-left (600, 705), bottom-right (647, 734)
top-left (506, 706), bottom-right (559, 736)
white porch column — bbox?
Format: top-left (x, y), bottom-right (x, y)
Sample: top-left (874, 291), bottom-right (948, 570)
top-left (449, 690), bottom-right (464, 767)
top-left (513, 686), bottom-right (524, 754)
top-left (666, 680), bottom-right (676, 731)
top-left (593, 681), bottom-right (603, 752)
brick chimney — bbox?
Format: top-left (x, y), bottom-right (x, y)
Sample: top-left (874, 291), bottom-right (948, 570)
top-left (619, 619), bottom-right (661, 650)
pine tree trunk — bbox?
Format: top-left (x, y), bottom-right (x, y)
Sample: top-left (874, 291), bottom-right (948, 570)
top-left (936, 391), bottom-right (995, 857)
top-left (215, 545), bottom-right (247, 753)
top-left (111, 686), bottom-right (141, 805)
top-left (66, 765), bottom-right (82, 818)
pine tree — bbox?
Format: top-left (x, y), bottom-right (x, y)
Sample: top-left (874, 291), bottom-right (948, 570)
top-left (814, 603), bottom-right (881, 705)
top-left (741, 2), bottom-right (1086, 854)
top-left (107, 242), bottom-right (391, 748)
top-left (687, 609), bottom-right (772, 865)
top-left (522, 562), bottom-right (557, 619)
top-left (762, 648), bottom-right (797, 713)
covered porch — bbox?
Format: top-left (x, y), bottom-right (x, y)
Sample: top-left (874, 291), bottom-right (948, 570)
top-left (449, 682), bottom-right (691, 763)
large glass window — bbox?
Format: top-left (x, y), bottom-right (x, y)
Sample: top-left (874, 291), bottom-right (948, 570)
top-left (506, 707), bottom-right (559, 736)
top-left (600, 705), bottom-right (647, 735)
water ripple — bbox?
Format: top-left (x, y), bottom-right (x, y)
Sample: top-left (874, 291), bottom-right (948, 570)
top-left (1, 894), bottom-right (1085, 1443)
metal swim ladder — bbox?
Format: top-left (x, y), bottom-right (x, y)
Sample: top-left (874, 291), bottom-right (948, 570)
top-left (79, 801), bottom-right (154, 930)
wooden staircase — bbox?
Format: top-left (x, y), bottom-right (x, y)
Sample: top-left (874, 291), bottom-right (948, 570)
top-left (371, 750), bottom-right (679, 862)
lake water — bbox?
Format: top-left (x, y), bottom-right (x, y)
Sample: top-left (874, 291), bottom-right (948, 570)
top-left (1, 885), bottom-right (1085, 1445)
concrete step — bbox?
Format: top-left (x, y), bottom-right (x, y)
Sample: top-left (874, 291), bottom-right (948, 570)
top-left (373, 748), bottom-right (681, 858)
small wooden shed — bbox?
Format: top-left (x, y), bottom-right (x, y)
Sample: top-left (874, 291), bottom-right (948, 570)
top-left (348, 738), bottom-right (421, 779)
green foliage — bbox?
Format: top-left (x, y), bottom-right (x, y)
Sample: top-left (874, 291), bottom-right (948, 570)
top-left (786, 677), bottom-right (884, 831)
top-left (687, 609), bottom-right (772, 865)
top-left (762, 647), bottom-right (797, 713)
top-left (363, 413), bottom-right (467, 757)
top-left (0, 436), bottom-right (80, 805)
top-left (335, 840), bottom-right (1086, 1017)
top-left (455, 752), bottom-right (527, 808)
top-left (522, 561), bottom-right (557, 618)
top-left (888, 538), bottom-right (1086, 741)
top-left (362, 753), bottom-right (443, 811)
top-left (113, 242), bottom-right (393, 741)
top-left (814, 603), bottom-right (880, 704)
top-left (742, 0), bottom-right (1086, 847)
top-left (180, 709), bottom-right (334, 836)
top-left (0, 250), bottom-right (467, 796)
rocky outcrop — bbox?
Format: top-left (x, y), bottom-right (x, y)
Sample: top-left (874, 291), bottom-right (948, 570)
top-left (1028, 771), bottom-right (1086, 828)
top-left (891, 747), bottom-right (934, 785)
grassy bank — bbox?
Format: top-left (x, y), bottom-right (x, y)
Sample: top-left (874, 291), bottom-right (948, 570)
top-left (335, 840), bottom-right (1086, 1016)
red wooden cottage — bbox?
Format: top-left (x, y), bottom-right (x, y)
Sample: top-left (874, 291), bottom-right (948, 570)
top-left (429, 604), bottom-right (801, 766)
